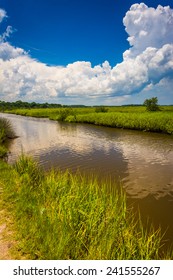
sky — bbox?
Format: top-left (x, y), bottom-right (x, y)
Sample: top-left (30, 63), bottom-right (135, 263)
top-left (0, 0), bottom-right (173, 105)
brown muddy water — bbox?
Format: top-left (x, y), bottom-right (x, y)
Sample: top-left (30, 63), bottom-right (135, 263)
top-left (1, 113), bottom-right (173, 247)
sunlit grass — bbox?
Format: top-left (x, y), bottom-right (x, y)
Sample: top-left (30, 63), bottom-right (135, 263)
top-left (1, 156), bottom-right (172, 260)
top-left (73, 111), bottom-right (173, 134)
top-left (6, 106), bottom-right (173, 134)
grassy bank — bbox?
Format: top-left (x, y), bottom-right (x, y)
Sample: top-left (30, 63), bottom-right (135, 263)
top-left (0, 117), bottom-right (15, 143)
top-left (1, 155), bottom-right (172, 259)
top-left (6, 106), bottom-right (173, 134)
top-left (71, 111), bottom-right (173, 134)
top-left (0, 117), bottom-right (16, 157)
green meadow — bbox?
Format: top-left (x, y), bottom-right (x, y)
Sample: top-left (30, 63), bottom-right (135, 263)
top-left (6, 105), bottom-right (173, 134)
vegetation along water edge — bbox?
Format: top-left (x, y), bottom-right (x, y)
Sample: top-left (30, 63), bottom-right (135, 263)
top-left (0, 155), bottom-right (173, 260)
top-left (0, 109), bottom-right (173, 259)
top-left (0, 118), bottom-right (17, 259)
top-left (4, 104), bottom-right (173, 135)
top-left (0, 117), bottom-right (16, 158)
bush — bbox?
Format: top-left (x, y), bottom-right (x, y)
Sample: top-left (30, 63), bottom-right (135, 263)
top-left (95, 106), bottom-right (108, 113)
top-left (56, 108), bottom-right (76, 121)
top-left (143, 97), bottom-right (160, 112)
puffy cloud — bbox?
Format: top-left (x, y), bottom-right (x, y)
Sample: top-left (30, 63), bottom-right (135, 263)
top-left (112, 44), bottom-right (173, 95)
top-left (0, 4), bottom-right (173, 104)
top-left (123, 3), bottom-right (173, 58)
top-left (0, 42), bottom-right (26, 60)
top-left (0, 55), bottom-right (113, 101)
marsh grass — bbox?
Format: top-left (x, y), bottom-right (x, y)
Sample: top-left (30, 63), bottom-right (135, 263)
top-left (1, 156), bottom-right (172, 259)
top-left (7, 106), bottom-right (173, 134)
top-left (74, 112), bottom-right (173, 134)
top-left (0, 146), bottom-right (8, 158)
top-left (0, 117), bottom-right (16, 158)
top-left (0, 118), bottom-right (16, 143)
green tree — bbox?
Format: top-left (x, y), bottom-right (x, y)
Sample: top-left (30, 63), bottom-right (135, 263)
top-left (143, 97), bottom-right (160, 111)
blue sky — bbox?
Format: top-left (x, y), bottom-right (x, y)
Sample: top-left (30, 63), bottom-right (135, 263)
top-left (0, 0), bottom-right (173, 105)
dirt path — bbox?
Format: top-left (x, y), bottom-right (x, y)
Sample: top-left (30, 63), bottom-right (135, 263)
top-left (0, 162), bottom-right (18, 260)
top-left (0, 210), bottom-right (14, 260)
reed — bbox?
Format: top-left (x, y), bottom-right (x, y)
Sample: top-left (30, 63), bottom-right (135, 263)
top-left (1, 156), bottom-right (172, 259)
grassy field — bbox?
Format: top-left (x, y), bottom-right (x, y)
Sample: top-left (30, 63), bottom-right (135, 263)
top-left (0, 155), bottom-right (172, 260)
top-left (6, 105), bottom-right (173, 134)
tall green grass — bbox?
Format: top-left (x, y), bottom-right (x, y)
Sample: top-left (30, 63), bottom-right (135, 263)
top-left (0, 117), bottom-right (15, 143)
top-left (5, 107), bottom-right (96, 121)
top-left (6, 106), bottom-right (173, 134)
top-left (1, 156), bottom-right (172, 259)
top-left (0, 117), bottom-right (16, 157)
top-left (72, 111), bottom-right (173, 134)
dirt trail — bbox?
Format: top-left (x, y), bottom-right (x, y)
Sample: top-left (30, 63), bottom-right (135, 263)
top-left (0, 210), bottom-right (14, 260)
top-left (0, 224), bottom-right (11, 259)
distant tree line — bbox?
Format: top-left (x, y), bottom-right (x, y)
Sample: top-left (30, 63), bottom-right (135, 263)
top-left (0, 100), bottom-right (89, 111)
top-left (0, 100), bottom-right (63, 111)
top-left (0, 97), bottom-right (161, 112)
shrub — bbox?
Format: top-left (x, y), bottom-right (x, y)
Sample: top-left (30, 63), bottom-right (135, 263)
top-left (56, 108), bottom-right (76, 121)
top-left (143, 97), bottom-right (160, 111)
top-left (95, 106), bottom-right (108, 113)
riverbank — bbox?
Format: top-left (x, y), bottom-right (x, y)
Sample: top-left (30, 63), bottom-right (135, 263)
top-left (0, 118), bottom-right (17, 259)
top-left (0, 115), bottom-right (173, 259)
top-left (0, 161), bottom-right (16, 259)
top-left (0, 117), bottom-right (16, 158)
top-left (5, 106), bottom-right (173, 135)
top-left (1, 155), bottom-right (173, 259)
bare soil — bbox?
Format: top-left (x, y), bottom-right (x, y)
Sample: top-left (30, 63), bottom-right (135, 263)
top-left (0, 211), bottom-right (14, 260)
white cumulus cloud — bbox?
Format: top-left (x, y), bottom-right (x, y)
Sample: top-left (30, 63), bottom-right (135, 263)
top-left (123, 3), bottom-right (173, 58)
top-left (0, 4), bottom-right (173, 104)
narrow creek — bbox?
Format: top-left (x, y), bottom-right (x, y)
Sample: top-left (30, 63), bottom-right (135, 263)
top-left (1, 113), bottom-right (173, 247)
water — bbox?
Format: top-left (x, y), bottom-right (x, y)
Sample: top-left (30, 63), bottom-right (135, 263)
top-left (1, 113), bottom-right (173, 245)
